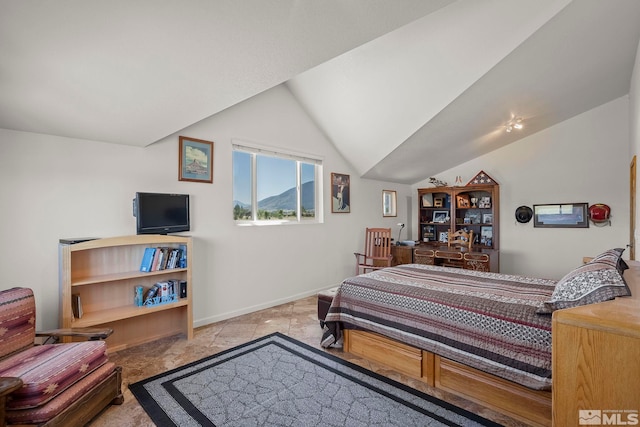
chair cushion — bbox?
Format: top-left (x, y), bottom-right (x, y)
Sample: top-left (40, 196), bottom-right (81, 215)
top-left (0, 341), bottom-right (109, 409)
top-left (5, 362), bottom-right (116, 424)
top-left (0, 287), bottom-right (36, 358)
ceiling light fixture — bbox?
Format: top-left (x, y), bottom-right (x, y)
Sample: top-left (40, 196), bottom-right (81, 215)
top-left (505, 117), bottom-right (523, 133)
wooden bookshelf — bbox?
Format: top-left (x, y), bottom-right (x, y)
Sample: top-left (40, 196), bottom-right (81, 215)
top-left (59, 235), bottom-right (193, 352)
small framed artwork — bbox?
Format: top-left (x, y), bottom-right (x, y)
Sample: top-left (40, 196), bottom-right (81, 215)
top-left (382, 190), bottom-right (397, 217)
top-left (434, 197), bottom-right (444, 208)
top-left (478, 196), bottom-right (491, 208)
top-left (432, 211), bottom-right (449, 223)
top-left (456, 194), bottom-right (470, 208)
top-left (482, 213), bottom-right (493, 224)
top-left (179, 136), bottom-right (214, 183)
top-left (533, 203), bottom-right (588, 228)
top-left (480, 226), bottom-right (493, 246)
top-left (421, 193), bottom-right (433, 207)
top-left (439, 231), bottom-right (449, 243)
top-left (331, 173), bottom-right (350, 213)
top-left (467, 212), bottom-right (481, 224)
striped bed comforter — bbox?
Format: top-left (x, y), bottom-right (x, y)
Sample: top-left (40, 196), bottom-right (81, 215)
top-left (321, 264), bottom-right (557, 390)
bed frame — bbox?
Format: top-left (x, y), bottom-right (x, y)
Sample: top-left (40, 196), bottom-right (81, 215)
top-left (341, 261), bottom-right (640, 427)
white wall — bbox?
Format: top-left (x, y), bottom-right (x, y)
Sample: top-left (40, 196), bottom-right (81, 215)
top-left (0, 84), bottom-right (412, 330)
top-left (631, 39), bottom-right (640, 250)
top-left (414, 96), bottom-right (630, 279)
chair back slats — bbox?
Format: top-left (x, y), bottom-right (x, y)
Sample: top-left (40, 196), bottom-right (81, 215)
top-left (0, 287), bottom-right (36, 358)
top-left (365, 228), bottom-right (392, 259)
top-left (448, 229), bottom-right (473, 250)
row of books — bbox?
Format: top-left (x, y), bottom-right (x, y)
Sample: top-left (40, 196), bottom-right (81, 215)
top-left (140, 246), bottom-right (187, 272)
top-left (141, 280), bottom-right (183, 306)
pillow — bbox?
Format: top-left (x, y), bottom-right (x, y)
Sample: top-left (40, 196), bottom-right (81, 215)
top-left (537, 249), bottom-right (631, 314)
top-left (590, 247), bottom-right (629, 274)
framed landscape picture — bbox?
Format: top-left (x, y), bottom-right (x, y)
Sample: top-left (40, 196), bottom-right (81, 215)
top-left (179, 136), bottom-right (214, 183)
top-left (533, 203), bottom-right (588, 228)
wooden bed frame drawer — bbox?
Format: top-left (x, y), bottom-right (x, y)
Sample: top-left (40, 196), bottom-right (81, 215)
top-left (344, 330), bottom-right (422, 378)
top-left (343, 329), bottom-right (551, 427)
top-left (435, 356), bottom-right (551, 427)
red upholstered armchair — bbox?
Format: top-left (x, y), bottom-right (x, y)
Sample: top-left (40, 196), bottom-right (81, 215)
top-left (0, 287), bottom-right (123, 426)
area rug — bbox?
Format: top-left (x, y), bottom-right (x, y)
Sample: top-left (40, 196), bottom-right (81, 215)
top-left (129, 332), bottom-right (502, 426)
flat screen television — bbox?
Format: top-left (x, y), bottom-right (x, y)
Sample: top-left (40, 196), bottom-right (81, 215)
top-left (133, 192), bottom-right (190, 235)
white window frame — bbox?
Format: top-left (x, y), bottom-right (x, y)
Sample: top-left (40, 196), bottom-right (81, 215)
top-left (232, 141), bottom-right (323, 225)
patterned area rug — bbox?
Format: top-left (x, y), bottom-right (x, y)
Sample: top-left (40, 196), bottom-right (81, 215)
top-left (129, 333), bottom-right (502, 426)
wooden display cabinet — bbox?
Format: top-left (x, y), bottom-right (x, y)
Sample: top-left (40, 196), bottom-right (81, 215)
top-left (59, 235), bottom-right (193, 352)
top-left (418, 182), bottom-right (499, 250)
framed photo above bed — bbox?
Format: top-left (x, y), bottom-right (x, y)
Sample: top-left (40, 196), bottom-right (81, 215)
top-left (533, 203), bottom-right (588, 228)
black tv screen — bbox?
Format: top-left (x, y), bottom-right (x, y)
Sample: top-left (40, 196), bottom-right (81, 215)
top-left (134, 192), bottom-right (190, 235)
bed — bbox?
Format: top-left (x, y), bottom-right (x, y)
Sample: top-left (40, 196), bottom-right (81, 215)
top-left (321, 249), bottom-right (633, 427)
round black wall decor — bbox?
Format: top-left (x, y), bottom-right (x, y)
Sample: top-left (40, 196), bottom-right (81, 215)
top-left (515, 206), bottom-right (533, 223)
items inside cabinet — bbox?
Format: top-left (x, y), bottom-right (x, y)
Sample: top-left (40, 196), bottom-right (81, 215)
top-left (454, 189), bottom-right (494, 248)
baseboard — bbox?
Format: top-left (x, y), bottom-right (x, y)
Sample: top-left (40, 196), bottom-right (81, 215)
top-left (193, 285), bottom-right (337, 328)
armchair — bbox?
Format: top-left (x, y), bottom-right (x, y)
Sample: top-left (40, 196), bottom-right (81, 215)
top-left (0, 287), bottom-right (123, 426)
top-left (354, 228), bottom-right (393, 275)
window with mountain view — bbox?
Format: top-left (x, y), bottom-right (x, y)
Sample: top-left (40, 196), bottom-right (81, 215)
top-left (232, 143), bottom-right (321, 223)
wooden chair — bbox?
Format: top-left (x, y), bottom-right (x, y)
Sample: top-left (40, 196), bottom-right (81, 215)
top-left (448, 228), bottom-right (473, 250)
top-left (354, 228), bottom-right (393, 275)
top-left (442, 229), bottom-right (473, 268)
top-left (0, 287), bottom-right (123, 427)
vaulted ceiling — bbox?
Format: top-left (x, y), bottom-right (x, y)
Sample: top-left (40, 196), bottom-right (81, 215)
top-left (2, 1), bottom-right (640, 184)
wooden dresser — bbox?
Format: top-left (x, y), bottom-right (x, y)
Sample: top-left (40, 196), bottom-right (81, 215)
top-left (552, 260), bottom-right (640, 426)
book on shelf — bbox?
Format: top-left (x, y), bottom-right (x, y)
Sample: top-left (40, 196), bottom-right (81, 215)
top-left (71, 294), bottom-right (83, 319)
top-left (153, 247), bottom-right (168, 271)
top-left (150, 248), bottom-right (161, 271)
top-left (141, 246), bottom-right (186, 272)
top-left (140, 247), bottom-right (156, 272)
top-left (178, 244), bottom-right (187, 268)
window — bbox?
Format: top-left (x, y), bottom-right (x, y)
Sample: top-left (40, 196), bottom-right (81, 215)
top-left (232, 142), bottom-right (322, 224)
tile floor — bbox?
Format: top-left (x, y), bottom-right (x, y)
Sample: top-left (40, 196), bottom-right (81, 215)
top-left (89, 296), bottom-right (529, 426)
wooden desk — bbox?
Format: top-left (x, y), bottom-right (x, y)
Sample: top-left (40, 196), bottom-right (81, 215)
top-left (413, 245), bottom-right (498, 272)
top-left (391, 245), bottom-right (414, 265)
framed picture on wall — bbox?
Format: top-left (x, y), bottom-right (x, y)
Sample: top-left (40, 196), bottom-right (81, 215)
top-left (533, 203), bottom-right (588, 228)
top-left (179, 136), bottom-right (214, 183)
top-left (382, 190), bottom-right (397, 217)
top-left (331, 173), bottom-right (350, 213)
